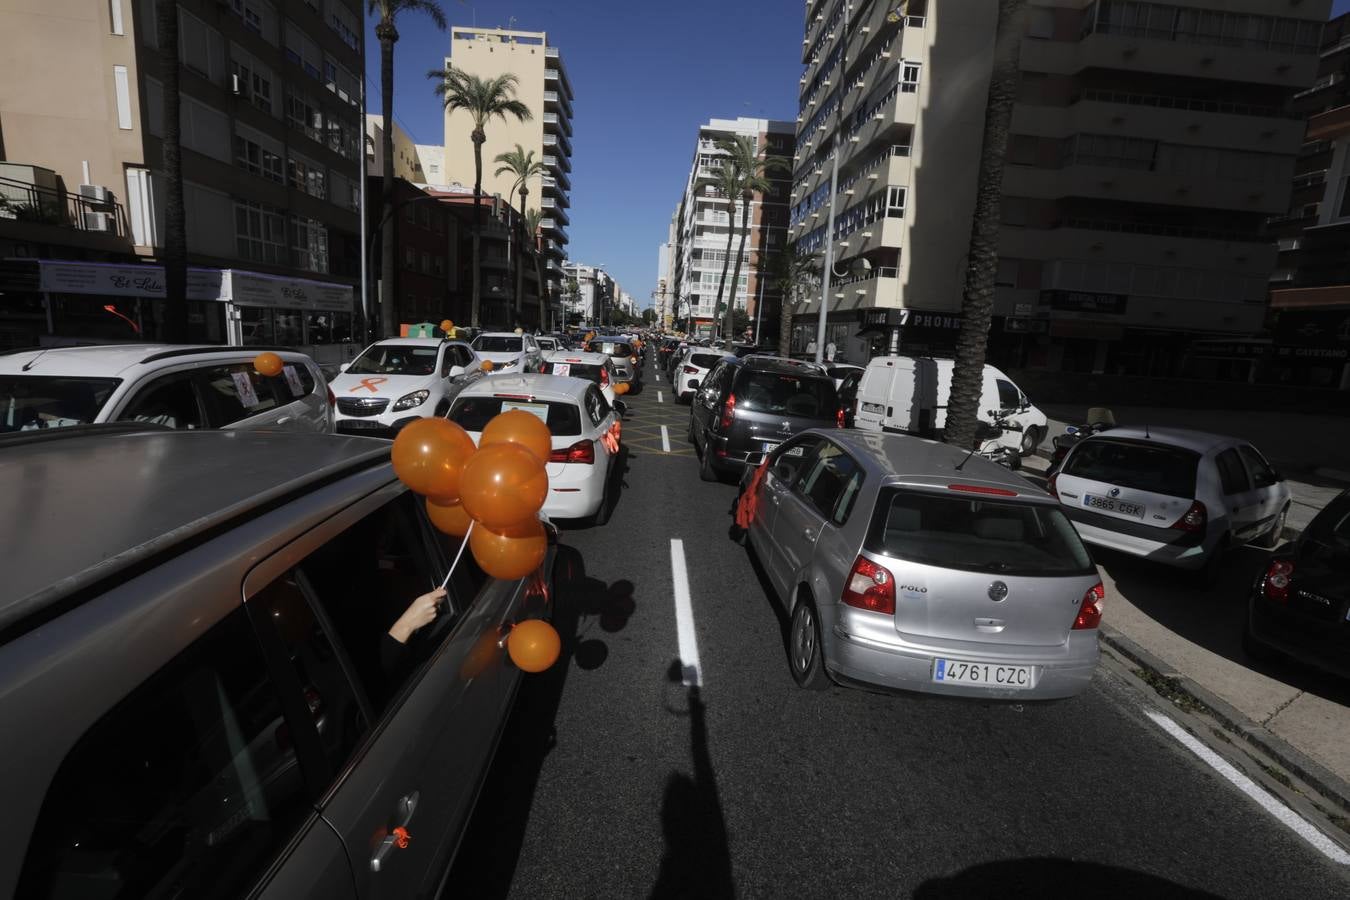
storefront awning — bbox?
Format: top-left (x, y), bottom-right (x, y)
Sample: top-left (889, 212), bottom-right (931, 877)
top-left (35, 260), bottom-right (354, 312)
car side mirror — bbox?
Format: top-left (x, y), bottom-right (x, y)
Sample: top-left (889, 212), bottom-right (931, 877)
top-left (614, 399), bottom-right (628, 416)
top-left (449, 365), bottom-right (464, 377)
top-left (338, 362), bottom-right (350, 373)
top-left (688, 379), bottom-right (701, 390)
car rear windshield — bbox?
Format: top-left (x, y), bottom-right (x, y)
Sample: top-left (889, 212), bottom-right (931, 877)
top-left (347, 346), bottom-right (438, 376)
top-left (735, 371), bottom-right (838, 420)
top-left (1063, 438), bottom-right (1200, 498)
top-left (472, 336), bottom-right (524, 353)
top-left (689, 353), bottom-right (723, 369)
top-left (0, 375), bottom-right (121, 431)
top-left (588, 341), bottom-right (632, 357)
top-left (543, 361), bottom-right (604, 383)
top-left (867, 488), bottom-right (1096, 576)
top-left (449, 395), bottom-right (581, 436)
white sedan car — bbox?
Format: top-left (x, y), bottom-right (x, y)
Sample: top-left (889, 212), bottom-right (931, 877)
top-left (471, 332), bottom-right (543, 375)
top-left (330, 338), bottom-right (483, 436)
top-left (673, 348), bottom-right (728, 402)
top-left (448, 374), bottom-right (623, 525)
top-left (540, 350), bottom-right (620, 406)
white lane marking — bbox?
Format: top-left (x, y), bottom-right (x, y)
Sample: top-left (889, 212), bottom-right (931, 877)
top-left (658, 390), bottom-right (664, 404)
top-left (1144, 709), bottom-right (1350, 864)
top-left (661, 425), bottom-right (671, 452)
top-left (670, 539), bottom-right (702, 687)
top-left (656, 371), bottom-right (661, 382)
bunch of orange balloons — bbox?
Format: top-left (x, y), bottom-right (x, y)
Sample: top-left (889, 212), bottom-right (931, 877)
top-left (390, 411), bottom-right (562, 672)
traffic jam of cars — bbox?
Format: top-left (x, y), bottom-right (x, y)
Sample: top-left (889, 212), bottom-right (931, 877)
top-left (1, 329), bottom-right (1344, 897)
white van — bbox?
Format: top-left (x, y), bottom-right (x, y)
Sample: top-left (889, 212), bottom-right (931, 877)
top-left (852, 356), bottom-right (1048, 454)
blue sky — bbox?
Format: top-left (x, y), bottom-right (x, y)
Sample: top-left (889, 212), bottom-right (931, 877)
top-left (365, 0), bottom-right (803, 309)
top-left (369, 1), bottom-right (1350, 309)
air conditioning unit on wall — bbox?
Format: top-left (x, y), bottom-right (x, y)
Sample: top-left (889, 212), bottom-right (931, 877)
top-left (82, 211), bottom-right (115, 232)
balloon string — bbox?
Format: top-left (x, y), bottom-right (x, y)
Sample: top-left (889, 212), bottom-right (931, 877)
top-left (441, 520), bottom-right (475, 590)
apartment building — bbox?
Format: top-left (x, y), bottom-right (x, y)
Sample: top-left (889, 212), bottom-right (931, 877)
top-left (441, 27), bottom-right (573, 298)
top-left (671, 116), bottom-right (793, 339)
top-left (790, 0), bottom-right (1326, 373)
top-left (1263, 11), bottom-right (1350, 391)
top-left (561, 260), bottom-right (614, 327)
top-left (0, 0), bottom-right (364, 360)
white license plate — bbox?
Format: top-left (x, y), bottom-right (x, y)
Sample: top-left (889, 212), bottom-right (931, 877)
top-left (932, 659), bottom-right (1033, 689)
top-left (761, 441), bottom-right (780, 453)
top-left (1083, 493), bottom-right (1144, 518)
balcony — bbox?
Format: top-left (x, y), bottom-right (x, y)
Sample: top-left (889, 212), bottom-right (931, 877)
top-left (542, 152), bottom-right (572, 176)
top-left (543, 89), bottom-right (573, 118)
top-left (541, 179), bottom-right (570, 206)
top-left (0, 171), bottom-right (131, 248)
top-left (540, 198), bottom-right (570, 226)
top-left (543, 111), bottom-right (572, 138)
top-left (796, 266), bottom-right (902, 316)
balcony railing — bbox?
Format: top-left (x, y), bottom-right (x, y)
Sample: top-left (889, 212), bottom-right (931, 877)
top-left (1073, 88), bottom-right (1297, 120)
top-left (0, 176), bottom-right (127, 238)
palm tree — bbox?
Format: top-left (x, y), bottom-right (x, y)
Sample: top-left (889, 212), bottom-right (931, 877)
top-left (430, 66), bottom-right (532, 329)
top-left (523, 207), bottom-right (548, 329)
top-left (944, 0), bottom-right (1026, 449)
top-left (370, 1), bottom-right (446, 339)
top-left (769, 243), bottom-right (821, 357)
top-left (156, 1), bottom-right (188, 342)
top-left (701, 162), bottom-right (742, 340)
top-left (703, 137), bottom-right (789, 342)
top-left (494, 145), bottom-right (549, 320)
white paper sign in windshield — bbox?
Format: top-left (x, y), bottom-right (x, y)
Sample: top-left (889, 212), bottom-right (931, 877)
top-left (282, 364), bottom-right (304, 397)
top-left (231, 371), bottom-right (260, 408)
top-left (501, 400), bottom-right (550, 424)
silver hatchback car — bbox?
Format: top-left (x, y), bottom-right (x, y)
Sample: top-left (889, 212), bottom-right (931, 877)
top-left (741, 430), bottom-right (1103, 700)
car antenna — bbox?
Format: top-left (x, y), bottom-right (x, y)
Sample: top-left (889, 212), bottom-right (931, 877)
top-left (20, 348), bottom-right (51, 372)
top-left (954, 442), bottom-right (977, 471)
top-left (1145, 422), bottom-right (1150, 439)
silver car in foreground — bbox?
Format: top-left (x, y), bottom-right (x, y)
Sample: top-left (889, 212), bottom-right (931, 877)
top-left (741, 430), bottom-right (1103, 699)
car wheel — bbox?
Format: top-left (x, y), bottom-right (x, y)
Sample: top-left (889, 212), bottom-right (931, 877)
top-left (1020, 426), bottom-right (1040, 455)
top-left (699, 439), bottom-right (720, 482)
top-left (686, 412), bottom-right (697, 444)
top-left (589, 462), bottom-right (613, 527)
top-left (1258, 504), bottom-right (1289, 549)
top-left (789, 594), bottom-right (829, 690)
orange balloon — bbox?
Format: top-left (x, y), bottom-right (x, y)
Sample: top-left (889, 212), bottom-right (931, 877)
top-left (460, 443), bottom-right (548, 531)
top-left (507, 619), bottom-right (561, 673)
top-left (470, 518), bottom-right (547, 580)
top-left (481, 359), bottom-right (495, 372)
top-left (613, 382), bottom-right (630, 395)
top-left (254, 351), bottom-right (283, 377)
top-left (391, 418), bottom-right (477, 501)
top-left (440, 318), bottom-right (454, 332)
top-left (481, 409), bottom-right (553, 463)
top-left (426, 496), bottom-right (473, 536)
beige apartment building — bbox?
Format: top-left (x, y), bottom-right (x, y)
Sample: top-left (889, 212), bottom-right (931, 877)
top-left (0, 0), bottom-right (365, 359)
top-left (441, 26), bottom-right (573, 297)
top-left (671, 116), bottom-right (793, 339)
top-left (791, 0), bottom-right (1327, 373)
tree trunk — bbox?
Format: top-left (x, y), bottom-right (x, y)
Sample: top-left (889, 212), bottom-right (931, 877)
top-left (157, 1), bottom-right (188, 342)
top-left (778, 283), bottom-right (792, 357)
top-left (713, 195), bottom-right (737, 340)
top-left (534, 233), bottom-right (547, 331)
top-left (471, 129), bottom-right (484, 328)
top-left (515, 187), bottom-right (527, 322)
top-left (944, 0), bottom-right (1025, 450)
top-left (378, 23), bottom-right (398, 339)
top-left (726, 190), bottom-right (753, 343)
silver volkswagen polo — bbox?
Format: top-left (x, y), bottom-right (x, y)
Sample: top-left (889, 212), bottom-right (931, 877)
top-left (740, 430), bottom-right (1103, 700)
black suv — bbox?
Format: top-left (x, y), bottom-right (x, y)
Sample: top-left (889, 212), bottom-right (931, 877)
top-left (687, 355), bottom-right (843, 482)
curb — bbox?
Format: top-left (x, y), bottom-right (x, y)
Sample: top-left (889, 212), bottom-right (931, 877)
top-left (1099, 624), bottom-right (1350, 817)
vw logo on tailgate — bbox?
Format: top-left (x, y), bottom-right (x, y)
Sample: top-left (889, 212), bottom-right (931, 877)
top-left (988, 581), bottom-right (1008, 602)
top-left (1109, 487), bottom-right (1121, 497)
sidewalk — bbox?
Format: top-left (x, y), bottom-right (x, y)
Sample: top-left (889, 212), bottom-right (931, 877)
top-left (1039, 404), bottom-right (1350, 533)
top-left (1021, 451), bottom-right (1350, 810)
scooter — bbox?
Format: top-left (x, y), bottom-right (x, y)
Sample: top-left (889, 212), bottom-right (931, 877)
top-left (974, 409), bottom-right (1025, 471)
top-left (1047, 407), bottom-right (1116, 474)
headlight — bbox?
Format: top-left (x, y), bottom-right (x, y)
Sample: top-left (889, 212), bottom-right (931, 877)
top-left (392, 389), bottom-right (431, 411)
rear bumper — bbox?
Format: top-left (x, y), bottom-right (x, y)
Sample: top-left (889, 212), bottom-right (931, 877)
top-left (1247, 594), bottom-right (1350, 680)
top-left (824, 613), bottom-right (1098, 700)
top-left (1064, 509), bottom-right (1211, 570)
top-left (542, 459), bottom-right (608, 519)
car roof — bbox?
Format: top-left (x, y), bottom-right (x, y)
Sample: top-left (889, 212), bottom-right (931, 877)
top-left (825, 430), bottom-right (1052, 500)
top-left (457, 373), bottom-right (591, 401)
top-left (367, 338), bottom-right (452, 348)
top-left (0, 428), bottom-right (390, 638)
top-left (544, 350), bottom-right (608, 363)
top-left (1078, 426), bottom-right (1241, 454)
top-left (0, 344), bottom-right (313, 378)
top-left (737, 355), bottom-right (831, 377)
top-left (475, 332), bottom-right (527, 338)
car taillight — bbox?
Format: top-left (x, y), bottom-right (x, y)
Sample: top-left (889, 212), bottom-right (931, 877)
top-left (1170, 500), bottom-right (1207, 533)
top-left (1073, 581), bottom-right (1105, 630)
top-left (683, 365), bottom-right (698, 374)
top-left (1261, 558), bottom-right (1294, 604)
top-left (326, 385), bottom-right (336, 409)
top-left (836, 406), bottom-right (845, 428)
top-left (719, 393), bottom-right (736, 430)
top-left (548, 439), bottom-right (594, 465)
top-left (842, 556), bottom-right (895, 615)
top-left (1046, 472), bottom-right (1058, 499)
top-left (600, 367), bottom-right (610, 385)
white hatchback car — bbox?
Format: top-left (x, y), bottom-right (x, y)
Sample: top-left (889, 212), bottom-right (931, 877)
top-left (540, 349), bottom-right (619, 406)
top-left (330, 338), bottom-right (483, 436)
top-left (1050, 427), bottom-right (1291, 575)
top-left (0, 344), bottom-right (332, 433)
top-left (471, 332), bottom-right (543, 375)
top-left (674, 348), bottom-right (728, 402)
top-left (448, 374), bottom-right (622, 525)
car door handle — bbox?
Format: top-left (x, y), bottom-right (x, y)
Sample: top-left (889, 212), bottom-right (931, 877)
top-left (276, 416), bottom-right (292, 425)
top-left (370, 791), bottom-right (420, 873)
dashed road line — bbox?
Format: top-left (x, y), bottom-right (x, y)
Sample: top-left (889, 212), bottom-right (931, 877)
top-left (670, 539), bottom-right (702, 687)
top-left (661, 425), bottom-right (671, 452)
top-left (1144, 709), bottom-right (1350, 864)
top-left (657, 390), bottom-right (664, 403)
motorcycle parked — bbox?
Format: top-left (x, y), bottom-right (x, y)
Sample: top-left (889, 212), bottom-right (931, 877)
top-left (1047, 407), bottom-right (1116, 474)
top-left (973, 408), bottom-right (1026, 470)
